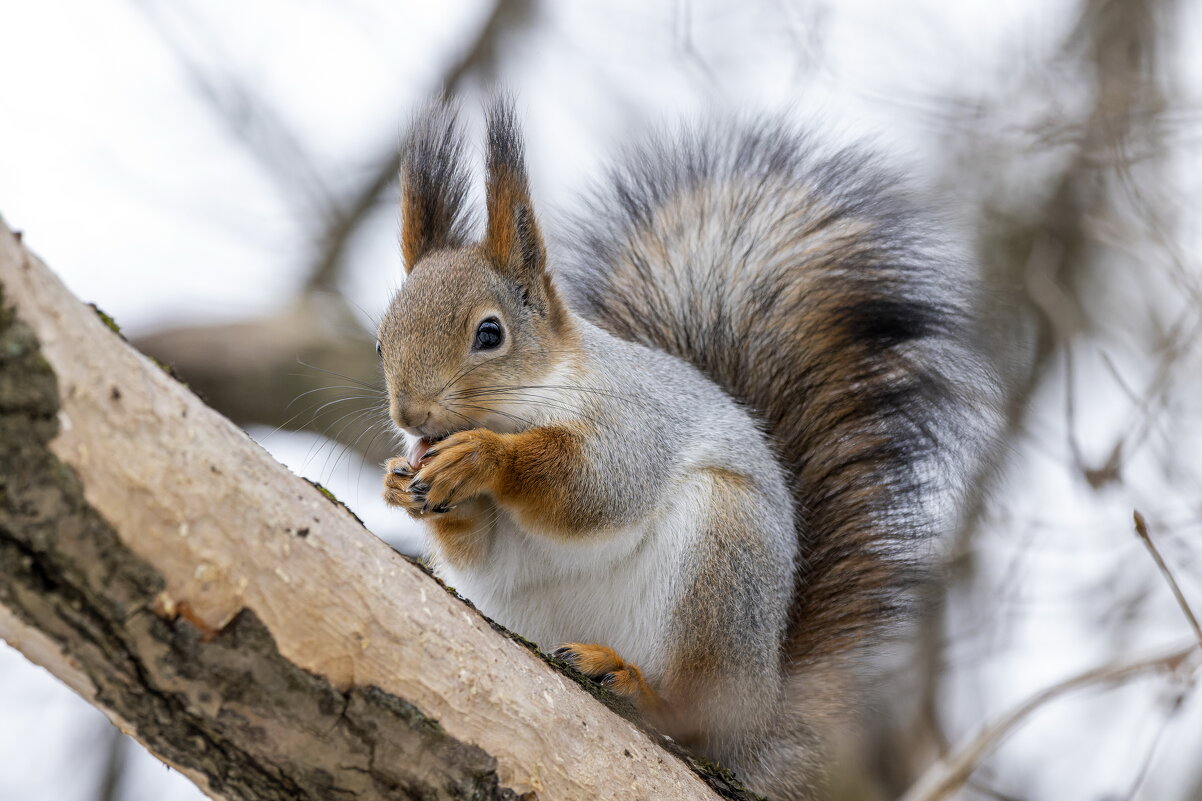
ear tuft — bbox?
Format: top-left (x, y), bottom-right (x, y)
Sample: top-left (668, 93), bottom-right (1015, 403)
top-left (484, 97), bottom-right (546, 290)
top-left (400, 103), bottom-right (472, 272)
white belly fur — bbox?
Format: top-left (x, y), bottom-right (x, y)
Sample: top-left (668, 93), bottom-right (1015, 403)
top-left (433, 474), bottom-right (711, 680)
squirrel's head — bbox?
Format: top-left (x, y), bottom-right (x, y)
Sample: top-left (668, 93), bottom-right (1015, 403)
top-left (377, 100), bottom-right (574, 441)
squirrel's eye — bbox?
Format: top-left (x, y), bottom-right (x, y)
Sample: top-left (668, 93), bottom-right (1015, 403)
top-left (375, 340), bottom-right (382, 357)
top-left (473, 318), bottom-right (504, 351)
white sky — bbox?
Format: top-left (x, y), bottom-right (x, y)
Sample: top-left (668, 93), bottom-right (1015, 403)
top-left (1, 1), bottom-right (1200, 800)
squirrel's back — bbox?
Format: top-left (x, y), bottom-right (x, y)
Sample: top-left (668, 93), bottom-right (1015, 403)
top-left (557, 117), bottom-right (996, 675)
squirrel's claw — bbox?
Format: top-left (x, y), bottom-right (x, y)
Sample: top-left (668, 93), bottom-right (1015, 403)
top-left (552, 643), bottom-right (662, 711)
top-left (383, 456), bottom-right (429, 518)
top-left (407, 429), bottom-right (502, 512)
top-left (384, 433), bottom-right (496, 517)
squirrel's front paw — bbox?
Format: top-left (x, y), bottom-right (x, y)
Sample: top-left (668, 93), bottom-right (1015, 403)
top-left (407, 429), bottom-right (505, 513)
top-left (383, 457), bottom-right (428, 517)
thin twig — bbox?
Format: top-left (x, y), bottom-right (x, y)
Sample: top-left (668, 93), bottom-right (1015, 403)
top-left (305, 0), bottom-right (536, 294)
top-left (966, 777), bottom-right (1025, 801)
top-left (1113, 687), bottom-right (1190, 801)
top-left (133, 1), bottom-right (335, 218)
top-left (1133, 510), bottom-right (1202, 649)
top-left (896, 643), bottom-right (1198, 801)
top-left (95, 723), bottom-right (127, 801)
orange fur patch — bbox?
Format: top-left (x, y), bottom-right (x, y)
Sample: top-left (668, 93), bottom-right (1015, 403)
top-left (490, 424), bottom-right (600, 536)
top-left (558, 643), bottom-right (663, 713)
top-left (399, 183), bottom-right (424, 269)
top-left (428, 500), bottom-right (493, 568)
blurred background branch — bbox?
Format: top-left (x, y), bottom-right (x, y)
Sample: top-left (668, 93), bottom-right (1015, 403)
top-left (128, 0), bottom-right (539, 476)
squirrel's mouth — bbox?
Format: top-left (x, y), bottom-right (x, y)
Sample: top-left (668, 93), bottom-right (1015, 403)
top-left (409, 433), bottom-right (448, 466)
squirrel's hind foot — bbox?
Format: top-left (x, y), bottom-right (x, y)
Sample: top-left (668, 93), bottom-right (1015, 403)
top-left (553, 643), bottom-right (662, 712)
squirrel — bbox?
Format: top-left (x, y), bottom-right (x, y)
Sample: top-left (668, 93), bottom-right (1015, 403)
top-left (378, 98), bottom-right (996, 800)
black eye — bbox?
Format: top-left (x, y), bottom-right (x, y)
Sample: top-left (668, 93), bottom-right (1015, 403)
top-left (375, 340), bottom-right (382, 357)
top-left (473, 318), bottom-right (504, 351)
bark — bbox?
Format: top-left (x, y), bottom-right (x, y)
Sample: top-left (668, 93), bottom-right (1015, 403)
top-left (0, 217), bottom-right (753, 801)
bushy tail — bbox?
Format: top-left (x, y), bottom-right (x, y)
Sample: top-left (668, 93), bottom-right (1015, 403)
top-left (558, 118), bottom-right (997, 671)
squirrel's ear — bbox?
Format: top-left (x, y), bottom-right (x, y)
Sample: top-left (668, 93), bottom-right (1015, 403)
top-left (483, 97), bottom-right (547, 295)
top-left (399, 103), bottom-right (472, 273)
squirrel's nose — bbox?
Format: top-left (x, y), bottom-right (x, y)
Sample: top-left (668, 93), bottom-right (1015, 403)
top-left (390, 397), bottom-right (431, 431)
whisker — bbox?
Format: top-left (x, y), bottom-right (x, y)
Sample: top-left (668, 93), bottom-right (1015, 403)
top-left (286, 384), bottom-right (385, 411)
top-left (309, 395), bottom-right (385, 417)
top-left (443, 407), bottom-right (477, 429)
top-left (454, 392), bottom-right (584, 418)
top-left (348, 299), bottom-right (384, 331)
top-left (439, 357), bottom-right (495, 395)
top-left (261, 395), bottom-right (380, 447)
top-left (294, 358), bottom-right (382, 390)
top-left (448, 383), bottom-right (646, 406)
top-left (448, 402), bottom-right (538, 429)
top-left (449, 386), bottom-right (579, 403)
top-left (353, 417), bottom-right (398, 508)
top-left (315, 413), bottom-right (387, 481)
top-left (304, 405), bottom-right (384, 471)
top-left (324, 417), bottom-right (390, 484)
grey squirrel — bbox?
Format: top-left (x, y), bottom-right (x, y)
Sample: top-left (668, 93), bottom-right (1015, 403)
top-left (378, 98), bottom-right (996, 799)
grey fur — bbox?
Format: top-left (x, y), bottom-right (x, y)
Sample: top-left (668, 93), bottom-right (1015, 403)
top-left (381, 102), bottom-right (999, 800)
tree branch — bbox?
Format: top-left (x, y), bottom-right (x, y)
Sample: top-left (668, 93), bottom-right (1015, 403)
top-left (305, 0), bottom-right (538, 295)
top-left (0, 217), bottom-right (750, 801)
top-left (130, 0), bottom-right (541, 452)
top-left (1133, 510), bottom-right (1202, 649)
top-left (896, 643), bottom-right (1198, 801)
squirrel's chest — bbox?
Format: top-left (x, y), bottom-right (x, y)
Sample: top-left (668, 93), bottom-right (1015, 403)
top-left (430, 508), bottom-right (693, 677)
